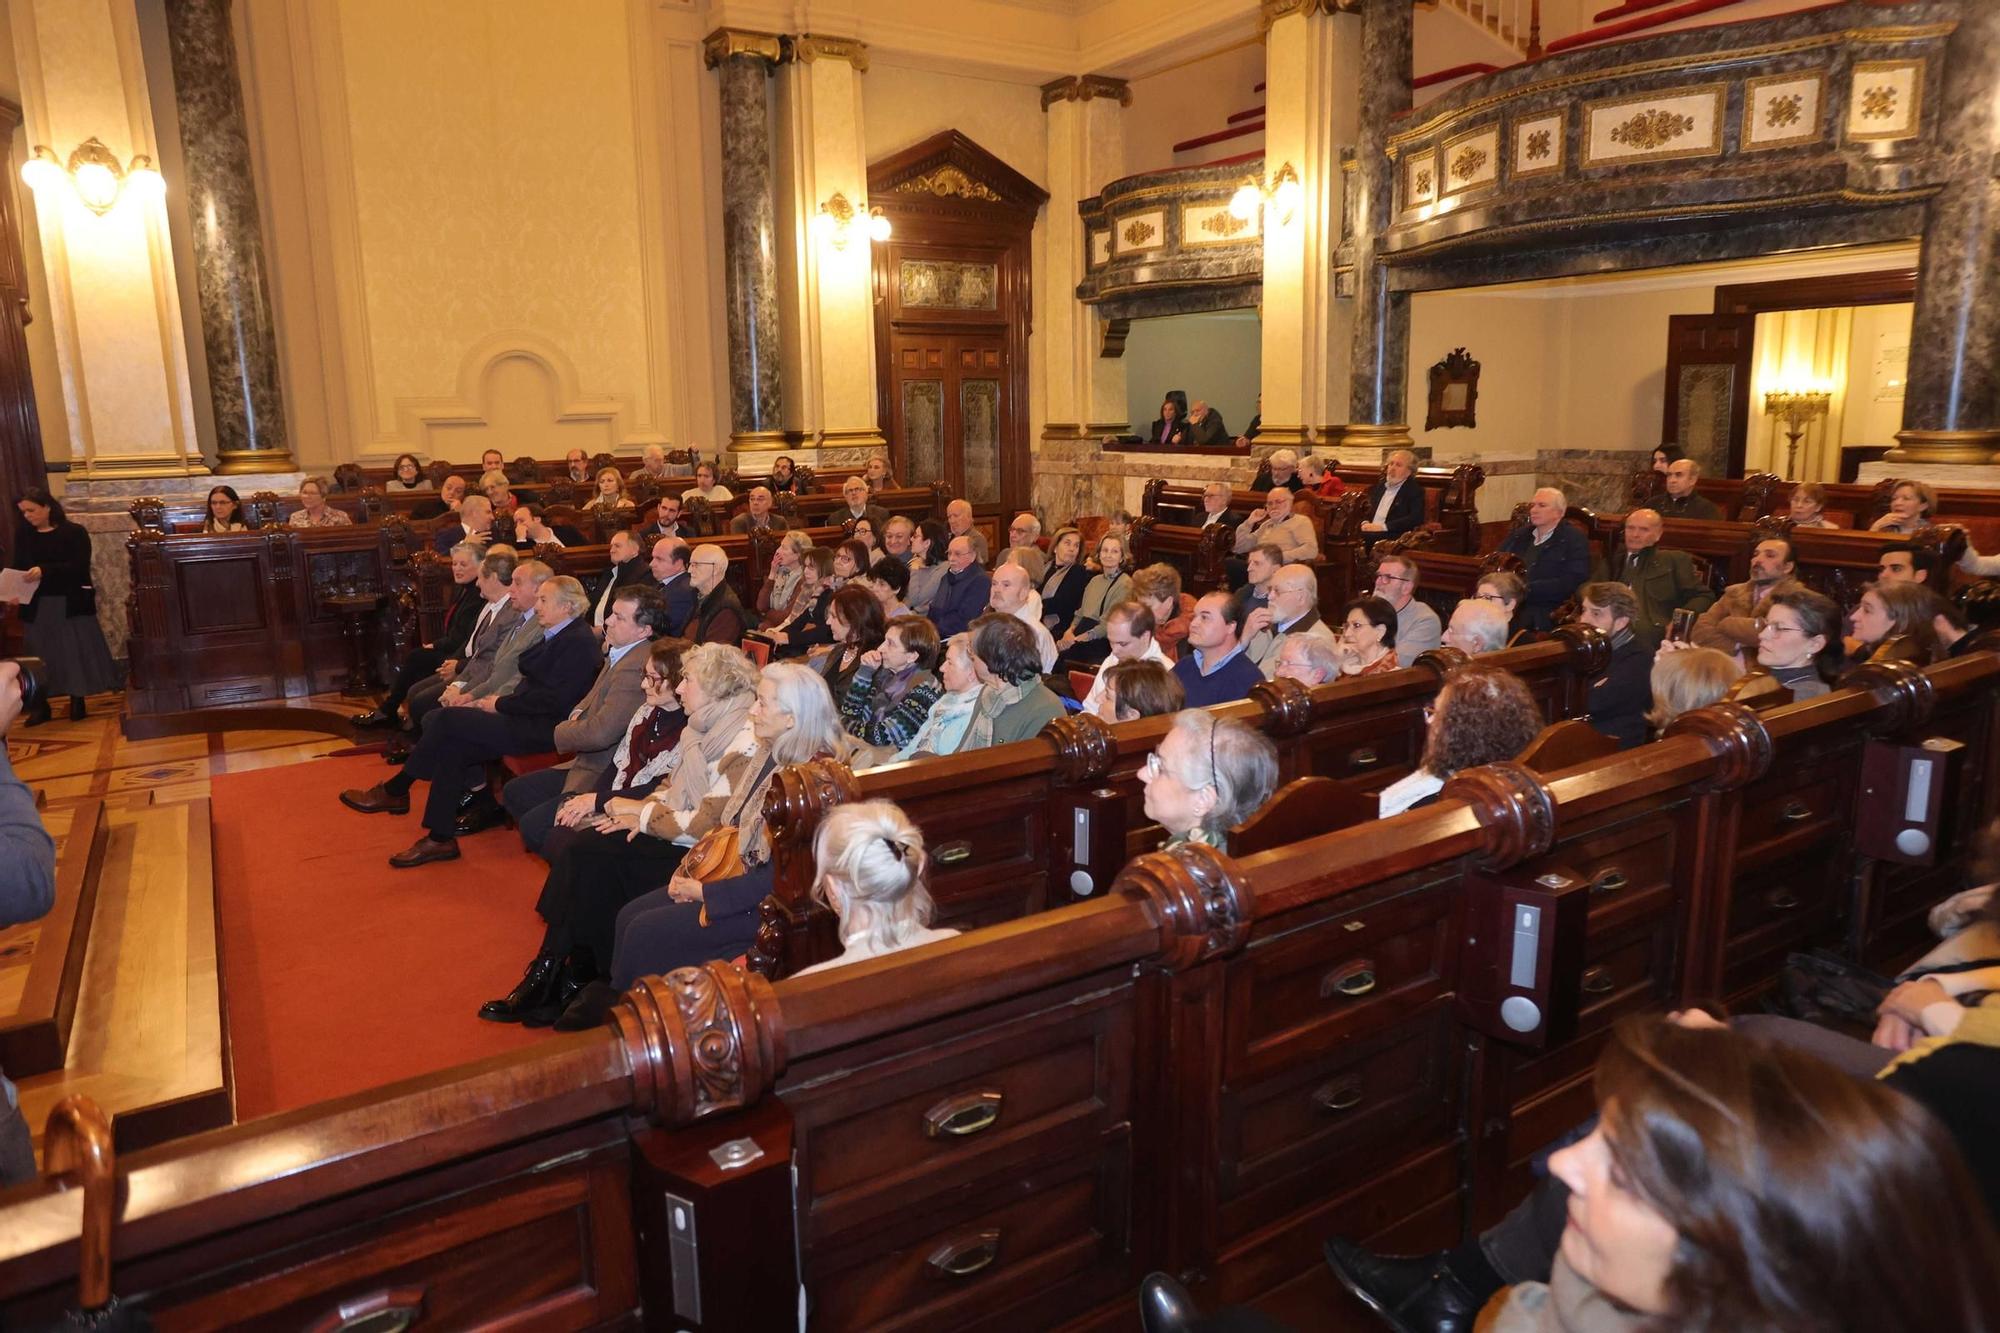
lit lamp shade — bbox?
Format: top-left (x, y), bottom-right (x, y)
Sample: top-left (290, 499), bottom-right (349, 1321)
top-left (1228, 183), bottom-right (1262, 222)
top-left (124, 158), bottom-right (166, 205)
top-left (18, 148), bottom-right (64, 196)
top-left (867, 208), bottom-right (891, 243)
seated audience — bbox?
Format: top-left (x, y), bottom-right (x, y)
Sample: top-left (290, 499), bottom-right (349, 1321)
top-left (1262, 449), bottom-right (1304, 492)
top-left (401, 546), bottom-right (522, 733)
top-left (1093, 658), bottom-right (1185, 724)
top-left (896, 632), bottom-right (986, 760)
top-left (583, 467), bottom-right (627, 512)
top-left (1577, 581), bottom-right (1655, 749)
top-left (1871, 479), bottom-right (1936, 534)
top-left (1653, 457), bottom-right (1722, 520)
top-left (862, 453), bottom-right (895, 493)
top-left (1877, 540), bottom-right (1936, 588)
top-left (480, 448), bottom-right (506, 474)
top-left (1237, 543), bottom-right (1282, 617)
top-left (766, 454), bottom-right (800, 494)
top-left (1474, 570), bottom-right (1528, 640)
top-left (511, 504), bottom-right (584, 550)
top-left (417, 472), bottom-right (469, 523)
top-left (202, 484), bottom-right (251, 533)
top-left (495, 586), bottom-right (666, 847)
top-left (1038, 526), bottom-right (1090, 631)
top-left (1371, 554), bottom-right (1443, 665)
top-left (1056, 533), bottom-right (1132, 664)
top-left (1335, 595), bottom-right (1400, 678)
top-left (1272, 632), bottom-right (1340, 687)
top-left (1080, 602), bottom-right (1172, 715)
top-left (965, 613), bottom-right (1064, 744)
top-left (433, 494), bottom-right (494, 555)
top-left (1230, 486), bottom-right (1318, 577)
top-left (881, 515), bottom-right (915, 565)
top-left (729, 486), bottom-right (788, 534)
top-left (1935, 599), bottom-right (1979, 658)
top-left (839, 476), bottom-right (891, 533)
top-left (586, 531), bottom-right (649, 632)
top-left (850, 517), bottom-right (880, 556)
top-left (1172, 592), bottom-right (1265, 707)
top-left (1646, 644), bottom-right (1742, 733)
top-left (644, 493), bottom-right (692, 543)
top-left (1144, 391), bottom-right (1189, 448)
top-left (289, 476), bottom-right (351, 528)
top-left (1002, 542), bottom-right (1046, 585)
top-left (1442, 598), bottom-right (1510, 656)
top-left (944, 498), bottom-right (990, 565)
top-left (856, 555), bottom-right (913, 621)
top-left (906, 519), bottom-right (952, 613)
top-left (687, 543), bottom-right (747, 645)
top-left (1789, 479), bottom-right (1836, 527)
top-left (838, 614), bottom-right (943, 751)
top-left (1185, 399), bottom-right (1229, 445)
top-left (389, 453), bottom-right (431, 491)
top-left (1197, 480), bottom-right (1240, 533)
top-left (818, 585), bottom-right (886, 699)
top-left (489, 654), bottom-right (832, 1028)
top-left (1139, 710), bottom-right (1279, 853)
top-left (789, 800), bottom-right (957, 977)
top-left (1008, 511), bottom-right (1043, 553)
top-left (1496, 488), bottom-right (1590, 631)
top-left (561, 448), bottom-right (592, 484)
top-left (650, 536), bottom-right (696, 637)
top-left (1691, 535), bottom-right (1799, 655)
top-left (1378, 667), bottom-right (1543, 816)
top-left (989, 560), bottom-right (1057, 671)
top-left (1248, 563), bottom-right (1337, 677)
top-left (930, 536), bottom-right (993, 638)
top-left (478, 468), bottom-right (519, 515)
top-left (681, 460), bottom-right (733, 506)
top-left (1649, 442), bottom-right (1682, 480)
top-left (755, 531), bottom-right (812, 628)
top-left (757, 546), bottom-right (833, 657)
top-left (627, 443), bottom-right (670, 483)
top-left (1297, 453), bottom-right (1344, 499)
top-left (355, 540), bottom-right (487, 727)
top-left (1592, 507), bottom-right (1713, 644)
top-left (1851, 580), bottom-right (1942, 665)
top-left (1755, 586), bottom-right (1845, 699)
top-left (1130, 563), bottom-right (1194, 662)
top-left (531, 637), bottom-right (689, 866)
top-left (828, 538), bottom-right (868, 592)
top-left (1360, 450), bottom-right (1425, 540)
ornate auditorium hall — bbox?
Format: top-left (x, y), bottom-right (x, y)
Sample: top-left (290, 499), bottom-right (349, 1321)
top-left (2, 0), bottom-right (2000, 1329)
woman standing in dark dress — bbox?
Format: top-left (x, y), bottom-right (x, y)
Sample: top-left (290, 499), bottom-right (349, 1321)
top-left (10, 490), bottom-right (118, 724)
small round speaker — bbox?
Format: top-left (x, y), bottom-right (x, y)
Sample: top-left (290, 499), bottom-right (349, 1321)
top-left (1501, 995), bottom-right (1543, 1034)
top-left (1895, 827), bottom-right (1932, 858)
top-left (1069, 870), bottom-right (1095, 896)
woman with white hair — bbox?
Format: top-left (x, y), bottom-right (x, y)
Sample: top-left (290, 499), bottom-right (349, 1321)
top-left (1137, 710), bottom-right (1279, 852)
top-left (792, 801), bottom-right (958, 976)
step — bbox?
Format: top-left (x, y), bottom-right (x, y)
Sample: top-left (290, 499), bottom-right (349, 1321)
top-left (1227, 105), bottom-right (1266, 125)
top-left (1172, 121), bottom-right (1266, 155)
top-left (1547, 0), bottom-right (1756, 53)
top-left (1415, 62), bottom-right (1504, 89)
top-left (0, 799), bottom-right (108, 1076)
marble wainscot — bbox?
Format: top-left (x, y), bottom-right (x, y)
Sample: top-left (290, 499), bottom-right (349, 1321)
top-left (1535, 448), bottom-right (1653, 514)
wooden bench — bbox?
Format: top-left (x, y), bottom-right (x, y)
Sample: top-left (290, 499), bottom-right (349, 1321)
top-left (1632, 470), bottom-right (2000, 551)
top-left (1249, 461), bottom-right (1486, 554)
top-left (0, 800), bottom-right (107, 1077)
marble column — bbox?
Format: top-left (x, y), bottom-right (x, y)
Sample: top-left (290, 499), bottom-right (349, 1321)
top-left (1342, 0), bottom-right (1414, 460)
top-left (162, 0), bottom-right (290, 474)
top-left (1889, 1), bottom-right (2000, 463)
top-left (705, 30), bottom-right (786, 452)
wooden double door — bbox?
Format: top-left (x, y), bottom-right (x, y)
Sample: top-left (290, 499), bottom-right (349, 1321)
top-left (886, 331), bottom-right (1008, 508)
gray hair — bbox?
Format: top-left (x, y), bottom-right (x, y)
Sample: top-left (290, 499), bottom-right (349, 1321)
top-left (810, 799), bottom-right (936, 957)
top-left (1004, 545), bottom-right (1047, 584)
top-left (1011, 512), bottom-right (1042, 540)
top-left (1269, 449), bottom-right (1299, 468)
top-left (760, 661), bottom-right (845, 765)
top-left (479, 468), bottom-right (510, 491)
top-left (680, 642), bottom-right (759, 701)
top-left (1451, 599), bottom-right (1511, 653)
top-left (1165, 710), bottom-right (1279, 837)
top-left (1388, 449), bottom-right (1418, 470)
top-left (448, 539), bottom-right (487, 561)
top-left (545, 574), bottom-right (590, 617)
top-left (1533, 486), bottom-right (1569, 514)
top-left (1281, 632), bottom-right (1341, 682)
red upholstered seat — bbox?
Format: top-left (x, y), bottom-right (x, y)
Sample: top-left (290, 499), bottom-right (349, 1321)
top-left (502, 752), bottom-right (566, 779)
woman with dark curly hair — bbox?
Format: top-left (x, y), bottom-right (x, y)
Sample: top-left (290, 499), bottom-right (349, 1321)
top-left (1335, 594), bottom-right (1400, 677)
top-left (817, 584), bottom-right (885, 699)
top-left (1378, 667), bottom-right (1543, 816)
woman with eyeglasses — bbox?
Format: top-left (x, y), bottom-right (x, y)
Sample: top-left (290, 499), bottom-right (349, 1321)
top-left (1754, 586), bottom-right (1843, 699)
top-left (1336, 595), bottom-right (1401, 676)
top-left (1474, 571), bottom-right (1528, 641)
top-left (388, 453), bottom-right (431, 491)
top-left (202, 485), bottom-right (251, 533)
top-left (1137, 710), bottom-right (1279, 853)
top-left (534, 638), bottom-right (692, 867)
top-left (1378, 667), bottom-right (1544, 817)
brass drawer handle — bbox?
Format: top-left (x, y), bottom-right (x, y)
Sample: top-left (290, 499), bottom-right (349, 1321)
top-left (304, 1287), bottom-right (427, 1333)
top-left (1767, 889), bottom-right (1801, 911)
top-left (1320, 963), bottom-right (1378, 999)
top-left (923, 1090), bottom-right (1003, 1139)
top-left (1311, 1080), bottom-right (1364, 1114)
top-left (927, 1229), bottom-right (1001, 1279)
top-left (936, 840), bottom-right (973, 864)
top-left (1780, 801), bottom-right (1812, 823)
top-left (1350, 747), bottom-right (1380, 768)
top-left (1591, 870), bottom-right (1628, 894)
top-left (1580, 966), bottom-right (1615, 995)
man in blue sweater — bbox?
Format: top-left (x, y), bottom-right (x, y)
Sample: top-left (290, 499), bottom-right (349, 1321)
top-left (1171, 592), bottom-right (1264, 707)
top-left (929, 536), bottom-right (992, 638)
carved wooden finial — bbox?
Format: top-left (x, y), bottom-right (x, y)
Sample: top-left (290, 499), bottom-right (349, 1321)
top-left (1116, 842), bottom-right (1254, 971)
top-left (1042, 711), bottom-right (1116, 784)
top-left (612, 962), bottom-right (785, 1128)
top-left (1442, 761), bottom-right (1557, 870)
top-left (1549, 621), bottom-right (1610, 676)
top-left (763, 758), bottom-right (860, 849)
top-left (1842, 657), bottom-right (1938, 735)
top-left (1250, 675), bottom-right (1315, 736)
top-left (1413, 645), bottom-right (1470, 682)
top-left (1664, 700), bottom-right (1774, 792)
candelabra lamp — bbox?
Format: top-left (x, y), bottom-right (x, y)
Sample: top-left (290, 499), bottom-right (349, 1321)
top-left (1763, 389), bottom-right (1832, 479)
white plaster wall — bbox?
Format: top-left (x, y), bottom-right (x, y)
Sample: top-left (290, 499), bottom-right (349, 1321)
top-left (1123, 42), bottom-right (1265, 177)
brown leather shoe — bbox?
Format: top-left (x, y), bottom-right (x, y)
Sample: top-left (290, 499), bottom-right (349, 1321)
top-left (340, 784), bottom-right (409, 815)
top-left (388, 836), bottom-right (459, 868)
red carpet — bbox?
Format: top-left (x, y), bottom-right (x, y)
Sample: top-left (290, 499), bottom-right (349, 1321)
top-left (212, 754), bottom-right (556, 1121)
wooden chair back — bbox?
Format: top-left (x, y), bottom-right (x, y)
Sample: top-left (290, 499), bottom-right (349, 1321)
top-left (1516, 718), bottom-right (1617, 774)
top-left (1726, 671), bottom-right (1795, 710)
top-left (1228, 776), bottom-right (1375, 856)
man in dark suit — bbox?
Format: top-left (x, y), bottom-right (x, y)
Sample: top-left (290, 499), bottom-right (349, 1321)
top-left (401, 547), bottom-right (522, 739)
top-left (345, 575), bottom-right (602, 867)
top-left (1359, 449), bottom-right (1427, 542)
top-left (1185, 400), bottom-right (1229, 445)
top-left (588, 530), bottom-right (648, 632)
top-left (355, 539), bottom-right (488, 727)
top-left (728, 486), bottom-right (791, 535)
top-left (1578, 581), bottom-right (1655, 749)
top-left (432, 494), bottom-right (493, 555)
top-left (687, 544), bottom-right (748, 645)
top-left (642, 494), bottom-right (693, 544)
top-left (1591, 507), bottom-right (1713, 645)
top-left (1654, 459), bottom-right (1723, 521)
top-left (1496, 487), bottom-right (1592, 631)
top-left (651, 536), bottom-right (696, 636)
top-left (1197, 481), bottom-right (1241, 535)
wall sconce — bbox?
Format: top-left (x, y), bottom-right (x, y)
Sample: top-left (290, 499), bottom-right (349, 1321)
top-left (21, 138), bottom-right (164, 215)
top-left (815, 192), bottom-right (891, 250)
top-left (1228, 161), bottom-right (1302, 226)
top-left (1764, 387), bottom-right (1832, 479)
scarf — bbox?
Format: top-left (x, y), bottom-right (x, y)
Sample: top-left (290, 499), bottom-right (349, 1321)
top-left (655, 690), bottom-right (755, 822)
top-left (897, 685), bottom-right (983, 759)
top-left (769, 564), bottom-right (803, 617)
top-left (610, 703), bottom-right (684, 789)
top-left (962, 677), bottom-right (1034, 752)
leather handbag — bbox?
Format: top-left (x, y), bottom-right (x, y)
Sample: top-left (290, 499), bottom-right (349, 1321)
top-left (680, 825), bottom-right (746, 928)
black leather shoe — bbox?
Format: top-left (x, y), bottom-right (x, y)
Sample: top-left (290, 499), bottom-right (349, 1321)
top-left (1138, 1272), bottom-right (1202, 1333)
top-left (351, 708), bottom-right (397, 727)
top-left (479, 955), bottom-right (561, 1022)
top-left (552, 980), bottom-right (619, 1032)
top-left (455, 785), bottom-right (490, 812)
top-left (383, 740), bottom-right (412, 764)
top-left (67, 696), bottom-right (84, 722)
top-left (387, 835), bottom-right (460, 868)
top-left (340, 784), bottom-right (409, 815)
top-left (1323, 1240), bottom-right (1481, 1333)
top-left (454, 791), bottom-right (504, 837)
top-left (520, 957), bottom-right (595, 1028)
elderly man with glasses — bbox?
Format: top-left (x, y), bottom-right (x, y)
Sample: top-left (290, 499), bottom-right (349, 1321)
top-left (1371, 553), bottom-right (1442, 665)
top-left (686, 544), bottom-right (747, 645)
top-left (1248, 563), bottom-right (1338, 677)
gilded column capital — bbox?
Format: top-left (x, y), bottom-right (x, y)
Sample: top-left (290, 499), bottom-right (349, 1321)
top-left (1039, 74), bottom-right (1132, 112)
top-left (701, 27), bottom-right (785, 69)
top-left (792, 33), bottom-right (869, 71)
top-left (1261, 0), bottom-right (1360, 29)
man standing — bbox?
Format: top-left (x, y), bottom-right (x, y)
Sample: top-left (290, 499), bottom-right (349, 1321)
top-left (729, 486), bottom-right (789, 535)
top-left (1079, 602), bottom-right (1172, 714)
top-left (1691, 537), bottom-right (1800, 654)
top-left (1654, 459), bottom-right (1723, 521)
top-left (1186, 400), bottom-right (1229, 445)
top-left (651, 537), bottom-right (696, 637)
top-left (841, 477), bottom-right (891, 533)
top-left (1496, 488), bottom-right (1591, 631)
top-left (930, 536), bottom-right (992, 638)
top-left (588, 530), bottom-right (648, 631)
top-left (987, 560), bottom-right (1057, 672)
top-left (1372, 554), bottom-right (1443, 665)
top-left (687, 544), bottom-right (746, 645)
top-left (1171, 592), bottom-right (1264, 707)
top-left (1360, 450), bottom-right (1426, 540)
top-left (1442, 600), bottom-right (1511, 656)
top-left (945, 498), bottom-right (990, 565)
top-left (1249, 563), bottom-right (1338, 677)
top-left (433, 493), bottom-right (493, 555)
top-left (1592, 508), bottom-right (1713, 644)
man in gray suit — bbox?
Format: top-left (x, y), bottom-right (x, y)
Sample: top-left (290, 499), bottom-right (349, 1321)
top-left (497, 585), bottom-right (667, 846)
top-left (403, 546), bottom-right (521, 735)
top-left (441, 560), bottom-right (556, 711)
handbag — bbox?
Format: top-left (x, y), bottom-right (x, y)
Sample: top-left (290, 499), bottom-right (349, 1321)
top-left (679, 824), bottom-right (746, 928)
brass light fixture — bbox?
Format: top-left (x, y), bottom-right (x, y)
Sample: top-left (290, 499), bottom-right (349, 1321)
top-left (815, 191), bottom-right (891, 250)
top-left (20, 138), bottom-right (164, 215)
top-left (1228, 160), bottom-right (1302, 226)
top-left (1763, 387), bottom-right (1832, 479)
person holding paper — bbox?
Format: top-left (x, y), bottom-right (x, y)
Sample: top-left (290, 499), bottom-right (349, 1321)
top-left (8, 489), bottom-right (118, 724)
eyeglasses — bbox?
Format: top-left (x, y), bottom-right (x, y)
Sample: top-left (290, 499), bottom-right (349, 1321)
top-left (1474, 593), bottom-right (1508, 604)
top-left (1374, 573), bottom-right (1412, 585)
top-left (642, 672), bottom-right (667, 685)
top-left (1761, 622), bottom-right (1805, 636)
